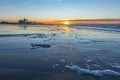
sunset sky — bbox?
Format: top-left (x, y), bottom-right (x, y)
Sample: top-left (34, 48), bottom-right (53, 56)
top-left (0, 0), bottom-right (120, 24)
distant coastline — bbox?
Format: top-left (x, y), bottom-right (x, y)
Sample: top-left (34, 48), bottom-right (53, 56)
top-left (0, 18), bottom-right (45, 25)
top-left (1, 18), bottom-right (120, 25)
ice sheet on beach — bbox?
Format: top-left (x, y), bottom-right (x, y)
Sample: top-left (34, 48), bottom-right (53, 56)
top-left (0, 24), bottom-right (120, 80)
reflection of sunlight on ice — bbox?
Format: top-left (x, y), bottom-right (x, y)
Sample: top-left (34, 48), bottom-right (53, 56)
top-left (61, 26), bottom-right (73, 32)
top-left (0, 25), bottom-right (120, 41)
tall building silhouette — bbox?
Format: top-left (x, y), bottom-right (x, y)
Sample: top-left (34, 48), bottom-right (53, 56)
top-left (19, 18), bottom-right (28, 24)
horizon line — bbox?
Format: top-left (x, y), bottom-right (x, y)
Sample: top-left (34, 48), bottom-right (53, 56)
top-left (1, 18), bottom-right (120, 24)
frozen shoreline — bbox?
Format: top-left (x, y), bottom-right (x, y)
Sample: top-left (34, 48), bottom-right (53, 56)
top-left (0, 24), bottom-right (120, 80)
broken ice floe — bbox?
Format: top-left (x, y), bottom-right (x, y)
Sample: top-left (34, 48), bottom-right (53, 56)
top-left (31, 43), bottom-right (51, 48)
top-left (58, 59), bottom-right (66, 63)
top-left (85, 60), bottom-right (102, 70)
top-left (52, 64), bottom-right (60, 69)
top-left (110, 63), bottom-right (120, 69)
top-left (65, 65), bottom-right (120, 77)
top-left (28, 34), bottom-right (48, 39)
top-left (86, 60), bottom-right (93, 70)
top-left (55, 64), bottom-right (59, 66)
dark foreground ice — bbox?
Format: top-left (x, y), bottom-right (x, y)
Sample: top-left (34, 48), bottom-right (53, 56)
top-left (0, 24), bottom-right (120, 80)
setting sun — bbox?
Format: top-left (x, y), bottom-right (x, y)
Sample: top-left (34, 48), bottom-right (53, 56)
top-left (64, 21), bottom-right (70, 25)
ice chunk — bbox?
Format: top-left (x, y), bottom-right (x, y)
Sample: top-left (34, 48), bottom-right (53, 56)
top-left (92, 69), bottom-right (120, 77)
top-left (102, 69), bottom-right (120, 76)
top-left (85, 60), bottom-right (102, 70)
top-left (28, 34), bottom-right (47, 39)
top-left (58, 59), bottom-right (66, 63)
top-left (92, 64), bottom-right (101, 67)
top-left (66, 65), bottom-right (120, 77)
top-left (86, 60), bottom-right (93, 70)
top-left (31, 43), bottom-right (51, 48)
top-left (65, 65), bottom-right (91, 75)
top-left (55, 64), bottom-right (59, 66)
top-left (110, 63), bottom-right (120, 69)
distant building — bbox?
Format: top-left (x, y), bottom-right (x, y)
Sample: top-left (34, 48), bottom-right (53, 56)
top-left (0, 21), bottom-right (9, 24)
top-left (19, 18), bottom-right (28, 24)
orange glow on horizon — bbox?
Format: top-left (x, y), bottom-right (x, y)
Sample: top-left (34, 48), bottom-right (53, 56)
top-left (0, 18), bottom-right (120, 24)
top-left (44, 21), bottom-right (120, 25)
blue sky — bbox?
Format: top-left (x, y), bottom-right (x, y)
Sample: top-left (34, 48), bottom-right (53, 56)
top-left (0, 0), bottom-right (120, 21)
